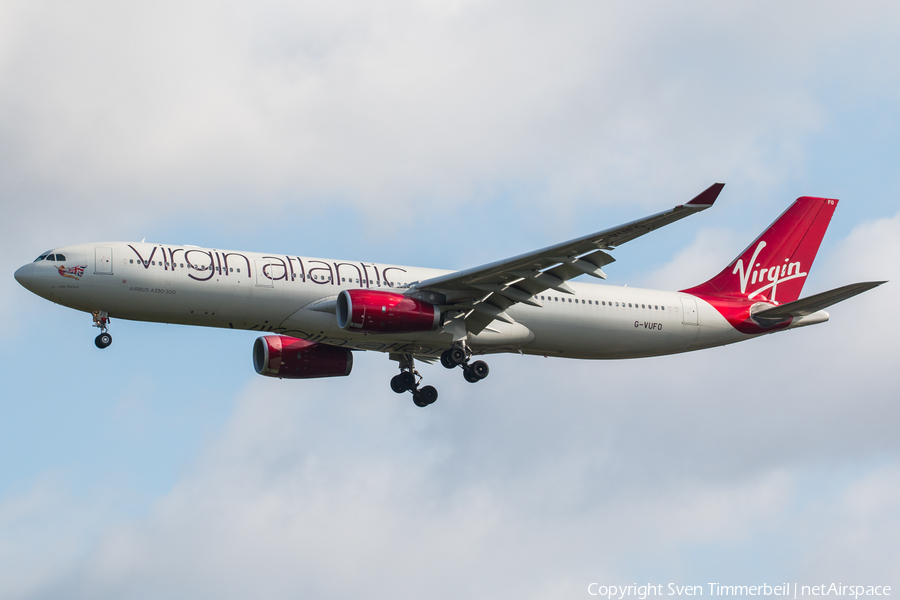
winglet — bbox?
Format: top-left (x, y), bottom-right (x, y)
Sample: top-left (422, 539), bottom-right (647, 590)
top-left (686, 182), bottom-right (726, 207)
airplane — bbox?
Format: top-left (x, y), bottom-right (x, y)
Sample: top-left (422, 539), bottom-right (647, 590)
top-left (14, 184), bottom-right (885, 407)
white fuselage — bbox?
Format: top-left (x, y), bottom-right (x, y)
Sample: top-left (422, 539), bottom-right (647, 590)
top-left (16, 241), bottom-right (820, 360)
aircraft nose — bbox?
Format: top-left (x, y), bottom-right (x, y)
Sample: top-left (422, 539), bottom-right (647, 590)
top-left (14, 263), bottom-right (35, 289)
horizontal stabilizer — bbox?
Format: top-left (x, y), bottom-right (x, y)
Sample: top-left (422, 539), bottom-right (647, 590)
top-left (752, 281), bottom-right (886, 321)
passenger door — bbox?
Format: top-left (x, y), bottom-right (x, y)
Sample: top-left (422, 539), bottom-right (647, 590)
top-left (94, 247), bottom-right (113, 275)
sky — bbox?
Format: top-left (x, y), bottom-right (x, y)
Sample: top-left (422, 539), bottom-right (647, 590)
top-left (1, 1), bottom-right (899, 598)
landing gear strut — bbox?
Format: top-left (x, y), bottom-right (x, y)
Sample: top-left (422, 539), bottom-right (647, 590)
top-left (441, 344), bottom-right (489, 384)
top-left (92, 311), bottom-right (112, 349)
top-left (390, 354), bottom-right (438, 407)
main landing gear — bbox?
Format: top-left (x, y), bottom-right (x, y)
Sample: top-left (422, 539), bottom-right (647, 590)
top-left (390, 354), bottom-right (438, 407)
top-left (440, 344), bottom-right (489, 384)
top-left (92, 310), bottom-right (112, 349)
top-left (388, 345), bottom-right (489, 408)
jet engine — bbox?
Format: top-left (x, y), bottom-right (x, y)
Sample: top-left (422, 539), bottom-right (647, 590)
top-left (253, 335), bottom-right (353, 379)
top-left (335, 289), bottom-right (440, 334)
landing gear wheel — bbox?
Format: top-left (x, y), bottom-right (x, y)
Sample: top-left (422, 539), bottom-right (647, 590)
top-left (462, 360), bottom-right (489, 383)
top-left (448, 346), bottom-right (467, 366)
top-left (440, 350), bottom-right (454, 369)
top-left (412, 385), bottom-right (438, 407)
top-left (470, 360), bottom-right (489, 380)
top-left (390, 374), bottom-right (407, 394)
top-left (95, 333), bottom-right (112, 349)
top-left (397, 371), bottom-right (416, 391)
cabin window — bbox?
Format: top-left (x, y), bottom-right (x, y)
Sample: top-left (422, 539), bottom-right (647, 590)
top-left (236, 268), bottom-right (240, 273)
top-left (661, 306), bottom-right (665, 310)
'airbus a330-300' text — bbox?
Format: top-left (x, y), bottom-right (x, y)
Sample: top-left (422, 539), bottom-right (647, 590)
top-left (15, 184), bottom-right (885, 407)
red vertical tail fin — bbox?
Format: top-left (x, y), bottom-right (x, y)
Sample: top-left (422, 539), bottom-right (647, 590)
top-left (681, 197), bottom-right (837, 304)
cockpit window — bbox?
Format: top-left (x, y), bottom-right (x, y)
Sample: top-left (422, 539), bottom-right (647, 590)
top-left (34, 252), bottom-right (52, 262)
top-left (55, 254), bottom-right (66, 261)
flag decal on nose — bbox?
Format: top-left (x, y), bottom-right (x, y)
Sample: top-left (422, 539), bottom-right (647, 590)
top-left (58, 265), bottom-right (87, 279)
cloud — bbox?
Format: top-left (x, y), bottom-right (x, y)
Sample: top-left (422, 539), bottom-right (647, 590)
top-left (0, 474), bottom-right (112, 599)
top-left (3, 1), bottom-right (899, 219)
top-left (11, 378), bottom-right (798, 599)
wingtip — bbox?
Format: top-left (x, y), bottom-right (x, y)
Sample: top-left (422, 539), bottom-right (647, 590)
top-left (686, 182), bottom-right (726, 207)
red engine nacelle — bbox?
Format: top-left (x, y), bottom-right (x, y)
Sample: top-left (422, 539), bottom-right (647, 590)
top-left (336, 289), bottom-right (440, 334)
top-left (253, 335), bottom-right (353, 379)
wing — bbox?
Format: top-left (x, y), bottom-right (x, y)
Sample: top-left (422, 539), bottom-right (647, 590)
top-left (411, 183), bottom-right (725, 335)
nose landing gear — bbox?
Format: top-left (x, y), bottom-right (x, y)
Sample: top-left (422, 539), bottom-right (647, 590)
top-left (441, 344), bottom-right (489, 384)
top-left (390, 354), bottom-right (438, 407)
top-left (92, 311), bottom-right (112, 349)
